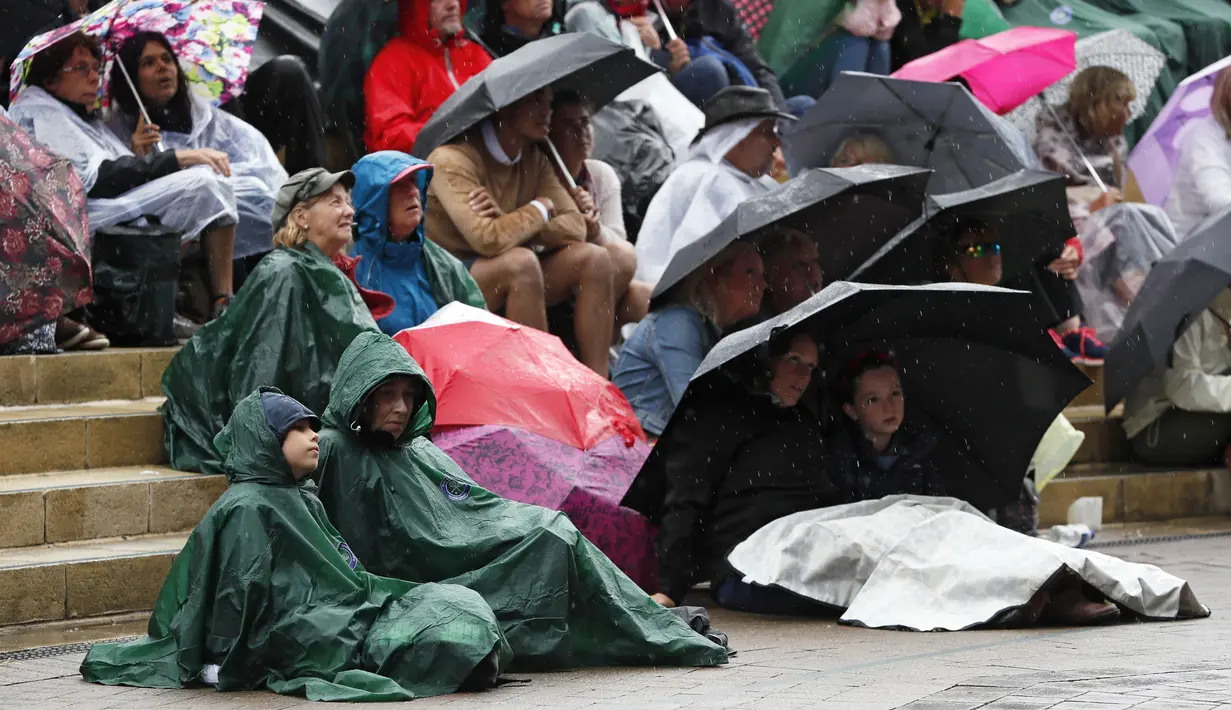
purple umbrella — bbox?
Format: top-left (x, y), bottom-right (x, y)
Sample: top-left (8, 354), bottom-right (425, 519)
top-left (434, 424), bottom-right (659, 592)
top-left (1130, 56), bottom-right (1231, 206)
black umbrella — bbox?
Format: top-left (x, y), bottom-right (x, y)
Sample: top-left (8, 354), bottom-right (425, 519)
top-left (848, 169), bottom-right (1073, 285)
top-left (1104, 208), bottom-right (1231, 411)
top-left (651, 165), bottom-right (932, 298)
top-left (2, 0), bottom-right (62, 58)
top-left (674, 281), bottom-right (1090, 510)
top-left (412, 32), bottom-right (659, 157)
top-left (784, 72), bottom-right (1029, 194)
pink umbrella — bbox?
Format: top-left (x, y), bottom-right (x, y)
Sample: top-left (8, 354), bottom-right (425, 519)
top-left (892, 27), bottom-right (1076, 115)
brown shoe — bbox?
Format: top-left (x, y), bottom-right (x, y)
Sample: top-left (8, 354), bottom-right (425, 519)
top-left (55, 318), bottom-right (109, 351)
top-left (1040, 584), bottom-right (1120, 626)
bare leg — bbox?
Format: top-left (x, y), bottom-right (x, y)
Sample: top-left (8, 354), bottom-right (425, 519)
top-left (203, 224), bottom-right (236, 297)
top-left (604, 240), bottom-right (650, 326)
top-left (468, 247), bottom-right (548, 330)
top-left (542, 242), bottom-right (615, 377)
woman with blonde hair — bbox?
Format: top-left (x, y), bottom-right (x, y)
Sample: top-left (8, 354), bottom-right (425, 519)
top-left (1164, 69), bottom-right (1231, 238)
top-left (613, 240), bottom-right (767, 437)
top-left (1033, 66), bottom-right (1181, 349)
top-left (830, 133), bottom-right (894, 168)
top-left (160, 168), bottom-right (385, 474)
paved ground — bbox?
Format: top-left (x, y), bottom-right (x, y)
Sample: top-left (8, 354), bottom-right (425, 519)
top-left (1, 535), bottom-right (1229, 710)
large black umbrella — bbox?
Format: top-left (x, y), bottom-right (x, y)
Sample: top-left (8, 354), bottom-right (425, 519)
top-left (651, 165), bottom-right (931, 298)
top-left (674, 281), bottom-right (1090, 510)
top-left (848, 169), bottom-right (1073, 285)
top-left (1104, 208), bottom-right (1231, 411)
top-left (412, 32), bottom-right (658, 157)
top-left (784, 72), bottom-right (1029, 194)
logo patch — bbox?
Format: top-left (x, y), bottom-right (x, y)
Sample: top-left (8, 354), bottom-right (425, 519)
top-left (441, 477), bottom-right (471, 501)
top-left (1049, 5), bottom-right (1073, 25)
top-left (338, 541), bottom-right (358, 570)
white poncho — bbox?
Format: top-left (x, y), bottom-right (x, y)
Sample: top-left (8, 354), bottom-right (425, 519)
top-left (634, 119), bottom-right (779, 286)
top-left (106, 93), bottom-right (286, 259)
top-left (9, 86), bottom-right (236, 242)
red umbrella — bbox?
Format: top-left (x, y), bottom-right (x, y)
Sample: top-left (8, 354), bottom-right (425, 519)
top-left (394, 304), bottom-right (645, 451)
top-left (891, 27), bottom-right (1076, 115)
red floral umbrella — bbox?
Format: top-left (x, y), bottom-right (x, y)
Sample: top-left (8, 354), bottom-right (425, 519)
top-left (0, 114), bottom-right (92, 346)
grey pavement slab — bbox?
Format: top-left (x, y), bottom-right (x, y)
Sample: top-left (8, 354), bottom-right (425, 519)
top-left (1, 536), bottom-right (1229, 709)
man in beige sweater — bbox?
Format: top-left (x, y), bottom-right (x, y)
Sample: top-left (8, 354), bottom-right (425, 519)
top-left (425, 87), bottom-right (617, 376)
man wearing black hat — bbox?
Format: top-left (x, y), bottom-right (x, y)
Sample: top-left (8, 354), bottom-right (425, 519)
top-left (635, 86), bottom-right (792, 287)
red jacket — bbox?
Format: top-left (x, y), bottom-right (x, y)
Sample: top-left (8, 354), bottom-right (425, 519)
top-left (364, 0), bottom-right (492, 155)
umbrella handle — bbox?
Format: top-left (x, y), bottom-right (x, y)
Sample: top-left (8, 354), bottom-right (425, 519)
top-left (114, 57), bottom-right (165, 153)
top-left (652, 0), bottom-right (679, 42)
top-left (1044, 103), bottom-right (1107, 193)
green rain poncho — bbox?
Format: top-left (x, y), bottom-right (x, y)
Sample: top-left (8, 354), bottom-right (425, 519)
top-left (161, 243), bottom-right (380, 474)
top-left (82, 388), bottom-right (509, 702)
top-left (315, 332), bottom-right (729, 672)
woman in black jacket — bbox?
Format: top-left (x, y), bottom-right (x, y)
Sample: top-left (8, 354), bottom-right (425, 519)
top-left (631, 331), bottom-right (842, 614)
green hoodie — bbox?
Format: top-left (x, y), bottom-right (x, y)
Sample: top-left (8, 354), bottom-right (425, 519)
top-left (315, 332), bottom-right (729, 672)
top-left (82, 387), bottom-right (509, 702)
top-left (161, 243), bottom-right (382, 474)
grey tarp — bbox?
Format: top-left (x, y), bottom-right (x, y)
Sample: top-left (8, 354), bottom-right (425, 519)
top-left (728, 495), bottom-right (1209, 631)
top-left (783, 73), bottom-right (1028, 194)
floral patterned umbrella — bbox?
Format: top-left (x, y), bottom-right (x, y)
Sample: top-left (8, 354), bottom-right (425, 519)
top-left (9, 0), bottom-right (263, 107)
top-left (0, 113), bottom-right (92, 346)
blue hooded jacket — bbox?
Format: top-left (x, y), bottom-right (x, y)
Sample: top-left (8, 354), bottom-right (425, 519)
top-left (351, 151), bottom-right (486, 334)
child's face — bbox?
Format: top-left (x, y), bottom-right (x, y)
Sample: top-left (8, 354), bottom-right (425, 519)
top-left (843, 366), bottom-right (905, 440)
top-left (282, 420), bottom-right (320, 479)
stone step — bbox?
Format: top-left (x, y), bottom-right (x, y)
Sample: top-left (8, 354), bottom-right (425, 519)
top-left (0, 348), bottom-right (176, 407)
top-left (0, 467), bottom-right (225, 548)
top-left (1068, 363), bottom-right (1105, 409)
top-left (0, 399), bottom-right (165, 476)
top-left (1064, 403), bottom-right (1129, 465)
top-left (1039, 463), bottom-right (1231, 527)
top-left (0, 533), bottom-right (186, 626)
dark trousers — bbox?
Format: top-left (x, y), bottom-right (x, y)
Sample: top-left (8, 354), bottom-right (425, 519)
top-left (224, 56), bottom-right (326, 175)
top-left (714, 577), bottom-right (832, 616)
top-left (1130, 408), bottom-right (1231, 467)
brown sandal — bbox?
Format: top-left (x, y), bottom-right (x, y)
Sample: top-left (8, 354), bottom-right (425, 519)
top-left (55, 318), bottom-right (109, 351)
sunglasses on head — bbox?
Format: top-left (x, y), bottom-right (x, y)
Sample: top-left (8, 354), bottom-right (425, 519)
top-left (959, 243), bottom-right (1001, 258)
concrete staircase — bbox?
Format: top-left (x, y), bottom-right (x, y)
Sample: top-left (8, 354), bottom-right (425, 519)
top-left (0, 349), bottom-right (225, 630)
top-left (1040, 364), bottom-right (1231, 526)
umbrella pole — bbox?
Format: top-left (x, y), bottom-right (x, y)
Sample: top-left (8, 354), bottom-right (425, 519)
top-left (544, 137), bottom-right (579, 191)
top-left (651, 0), bottom-right (679, 42)
top-left (1044, 103), bottom-right (1108, 193)
top-left (114, 58), bottom-right (165, 153)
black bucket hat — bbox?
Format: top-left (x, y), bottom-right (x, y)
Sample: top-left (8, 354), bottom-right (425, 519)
top-left (692, 86), bottom-right (797, 143)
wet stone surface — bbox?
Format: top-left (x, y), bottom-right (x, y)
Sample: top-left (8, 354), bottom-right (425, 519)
top-left (1, 535), bottom-right (1229, 709)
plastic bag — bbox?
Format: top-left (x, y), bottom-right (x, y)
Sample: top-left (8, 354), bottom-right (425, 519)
top-left (591, 99), bottom-right (676, 239)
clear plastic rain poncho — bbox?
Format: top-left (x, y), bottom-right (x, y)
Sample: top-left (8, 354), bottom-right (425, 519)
top-left (106, 92), bottom-right (286, 259)
top-left (8, 86), bottom-right (236, 243)
top-left (1075, 201), bottom-right (1180, 343)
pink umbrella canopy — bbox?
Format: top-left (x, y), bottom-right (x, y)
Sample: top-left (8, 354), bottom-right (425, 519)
top-left (1129, 55), bottom-right (1231, 206)
top-left (434, 424), bottom-right (659, 592)
top-left (892, 26), bottom-right (1076, 114)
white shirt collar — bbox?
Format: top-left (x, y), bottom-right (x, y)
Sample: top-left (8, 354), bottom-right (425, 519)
top-left (482, 120), bottom-right (520, 166)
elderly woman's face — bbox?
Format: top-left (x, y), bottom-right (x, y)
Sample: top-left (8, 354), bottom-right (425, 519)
top-left (297, 184), bottom-right (355, 257)
top-left (361, 376), bottom-right (418, 440)
top-left (48, 46), bottom-right (100, 106)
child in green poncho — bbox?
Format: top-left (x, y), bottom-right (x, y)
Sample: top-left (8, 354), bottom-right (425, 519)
top-left (81, 388), bottom-right (506, 702)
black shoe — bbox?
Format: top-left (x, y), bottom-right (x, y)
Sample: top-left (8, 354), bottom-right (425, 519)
top-left (457, 647), bottom-right (501, 692)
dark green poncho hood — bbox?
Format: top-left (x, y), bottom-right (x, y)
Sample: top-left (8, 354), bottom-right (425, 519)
top-left (82, 387), bottom-right (508, 701)
top-left (316, 332), bottom-right (728, 672)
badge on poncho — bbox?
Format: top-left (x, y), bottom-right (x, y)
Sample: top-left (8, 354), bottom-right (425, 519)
top-left (441, 477), bottom-right (471, 501)
top-left (338, 541), bottom-right (359, 570)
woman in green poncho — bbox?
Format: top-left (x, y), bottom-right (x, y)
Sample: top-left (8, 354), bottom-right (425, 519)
top-left (161, 168), bottom-right (382, 474)
top-left (82, 388), bottom-right (507, 702)
top-left (314, 331), bottom-right (729, 672)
